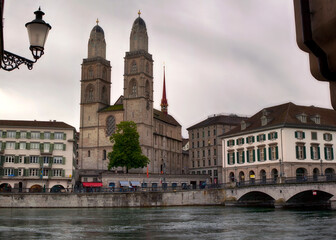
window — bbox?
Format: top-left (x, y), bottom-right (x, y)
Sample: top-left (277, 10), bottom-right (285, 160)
top-left (208, 149), bottom-right (211, 156)
top-left (247, 149), bottom-right (255, 163)
top-left (44, 132), bottom-right (51, 139)
top-left (214, 159), bottom-right (217, 165)
top-left (295, 131), bottom-right (305, 139)
top-left (269, 145), bottom-right (279, 160)
top-left (31, 132), bottom-right (40, 139)
top-left (213, 129), bottom-right (216, 136)
top-left (192, 161), bottom-right (194, 168)
top-left (257, 134), bottom-right (266, 142)
top-left (192, 142), bottom-right (194, 148)
top-left (268, 132), bottom-right (278, 140)
top-left (202, 150), bottom-right (205, 157)
top-left (53, 169), bottom-right (62, 177)
top-left (208, 170), bottom-right (212, 176)
top-left (214, 139), bottom-right (217, 145)
top-left (29, 156), bottom-right (38, 164)
top-left (42, 169), bottom-right (49, 177)
top-left (323, 133), bottom-right (332, 141)
top-left (197, 132), bottom-right (199, 138)
top-left (227, 152), bottom-right (235, 165)
top-left (214, 170), bottom-right (218, 176)
top-left (88, 150), bottom-right (91, 157)
top-left (6, 131), bottom-right (15, 138)
top-left (19, 142), bottom-right (26, 150)
top-left (103, 150), bottom-right (107, 160)
top-left (237, 138), bottom-right (244, 145)
top-left (44, 143), bottom-right (50, 152)
top-left (310, 145), bottom-right (320, 160)
top-left (18, 156), bottom-right (24, 163)
top-left (296, 144), bottom-right (306, 160)
top-left (202, 131), bottom-right (205, 137)
top-left (192, 133), bottom-right (194, 139)
top-left (237, 150), bottom-right (245, 164)
top-left (324, 145), bottom-right (334, 160)
top-left (257, 147), bottom-right (266, 162)
top-left (261, 116), bottom-right (268, 126)
top-left (297, 113), bottom-right (307, 123)
top-left (311, 132), bottom-right (318, 140)
top-left (20, 131), bottom-right (27, 139)
top-left (208, 130), bottom-right (210, 137)
top-left (29, 168), bottom-right (38, 176)
top-left (197, 141), bottom-right (199, 148)
top-left (208, 159), bottom-right (211, 166)
top-left (106, 116), bottom-right (116, 136)
top-left (227, 140), bottom-right (235, 147)
top-left (197, 151), bottom-right (200, 158)
top-left (246, 136), bottom-right (255, 144)
top-left (18, 168), bottom-right (23, 176)
top-left (197, 161), bottom-right (200, 167)
top-left (203, 160), bottom-right (205, 167)
top-left (53, 156), bottom-right (63, 164)
top-left (192, 151), bottom-right (194, 158)
top-left (5, 155), bottom-right (14, 163)
top-left (131, 61), bottom-right (137, 73)
top-left (30, 142), bottom-right (39, 149)
top-left (43, 157), bottom-right (50, 164)
top-left (214, 148), bottom-right (217, 156)
top-left (311, 115), bottom-right (321, 124)
top-left (202, 140), bottom-right (205, 147)
top-left (6, 142), bottom-right (15, 149)
top-left (54, 132), bottom-right (64, 140)
top-left (4, 168), bottom-right (14, 176)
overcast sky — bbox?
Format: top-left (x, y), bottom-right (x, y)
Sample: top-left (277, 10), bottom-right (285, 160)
top-left (0, 0), bottom-right (332, 137)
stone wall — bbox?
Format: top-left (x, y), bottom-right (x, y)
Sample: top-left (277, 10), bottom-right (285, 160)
top-left (0, 189), bottom-right (225, 208)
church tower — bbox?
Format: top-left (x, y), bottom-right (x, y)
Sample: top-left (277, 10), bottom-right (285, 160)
top-left (123, 12), bottom-right (154, 172)
top-left (79, 21), bottom-right (112, 170)
top-left (160, 66), bottom-right (168, 114)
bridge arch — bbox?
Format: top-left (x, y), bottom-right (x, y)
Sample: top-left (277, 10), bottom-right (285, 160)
top-left (286, 190), bottom-right (333, 208)
top-left (238, 191), bottom-right (275, 207)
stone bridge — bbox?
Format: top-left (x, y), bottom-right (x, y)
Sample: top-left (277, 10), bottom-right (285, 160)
top-left (225, 181), bottom-right (336, 209)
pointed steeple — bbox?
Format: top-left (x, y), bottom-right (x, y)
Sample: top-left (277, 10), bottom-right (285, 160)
top-left (161, 66), bottom-right (168, 114)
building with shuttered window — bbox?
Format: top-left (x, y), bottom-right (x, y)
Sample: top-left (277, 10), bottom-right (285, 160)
top-left (0, 120), bottom-right (76, 192)
top-left (221, 102), bottom-right (336, 184)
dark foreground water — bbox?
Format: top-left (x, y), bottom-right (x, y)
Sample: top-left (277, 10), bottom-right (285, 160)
top-left (0, 207), bottom-right (335, 240)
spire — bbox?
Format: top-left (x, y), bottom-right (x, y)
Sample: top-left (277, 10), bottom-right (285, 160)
top-left (160, 65), bottom-right (168, 114)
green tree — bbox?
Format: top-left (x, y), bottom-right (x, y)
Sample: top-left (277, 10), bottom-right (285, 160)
top-left (108, 121), bottom-right (149, 173)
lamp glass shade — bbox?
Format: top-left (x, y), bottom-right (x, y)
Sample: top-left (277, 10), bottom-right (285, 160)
top-left (26, 22), bottom-right (50, 49)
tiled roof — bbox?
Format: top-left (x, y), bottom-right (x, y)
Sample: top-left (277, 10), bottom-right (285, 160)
top-left (0, 120), bottom-right (75, 130)
top-left (153, 109), bottom-right (181, 126)
top-left (223, 102), bottom-right (336, 137)
top-left (187, 114), bottom-right (247, 130)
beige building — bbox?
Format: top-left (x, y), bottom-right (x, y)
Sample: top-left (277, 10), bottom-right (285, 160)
top-left (187, 114), bottom-right (246, 184)
top-left (221, 102), bottom-right (336, 185)
top-left (0, 120), bottom-right (76, 192)
top-left (78, 14), bottom-right (183, 182)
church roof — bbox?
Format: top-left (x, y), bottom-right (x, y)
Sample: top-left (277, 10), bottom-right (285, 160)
top-left (99, 104), bottom-right (123, 112)
top-left (153, 109), bottom-right (181, 127)
top-left (0, 120), bottom-right (75, 130)
top-left (133, 16), bottom-right (146, 29)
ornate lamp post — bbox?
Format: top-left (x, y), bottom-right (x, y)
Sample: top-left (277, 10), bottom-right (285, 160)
top-left (1, 6), bottom-right (51, 71)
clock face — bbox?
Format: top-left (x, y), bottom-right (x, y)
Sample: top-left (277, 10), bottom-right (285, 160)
top-left (106, 115), bottom-right (116, 136)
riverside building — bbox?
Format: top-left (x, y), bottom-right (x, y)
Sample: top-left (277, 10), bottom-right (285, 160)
top-left (221, 102), bottom-right (336, 184)
top-left (0, 120), bottom-right (76, 192)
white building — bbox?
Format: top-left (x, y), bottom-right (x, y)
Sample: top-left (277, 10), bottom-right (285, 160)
top-left (221, 102), bottom-right (336, 184)
top-left (0, 120), bottom-right (76, 192)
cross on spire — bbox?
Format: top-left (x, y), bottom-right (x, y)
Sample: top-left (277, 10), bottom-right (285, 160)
top-left (138, 10), bottom-right (141, 17)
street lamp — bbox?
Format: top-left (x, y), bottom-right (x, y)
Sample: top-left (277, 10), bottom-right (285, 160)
top-left (1, 7), bottom-right (51, 71)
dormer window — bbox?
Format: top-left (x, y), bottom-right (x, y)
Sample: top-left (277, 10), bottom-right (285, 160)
top-left (297, 113), bottom-right (307, 123)
top-left (311, 115), bottom-right (321, 124)
top-left (261, 116), bottom-right (268, 126)
top-left (241, 121), bottom-right (246, 130)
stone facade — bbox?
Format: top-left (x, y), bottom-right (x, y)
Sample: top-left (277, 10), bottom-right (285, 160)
top-left (0, 120), bottom-right (76, 192)
top-left (78, 15), bottom-right (183, 180)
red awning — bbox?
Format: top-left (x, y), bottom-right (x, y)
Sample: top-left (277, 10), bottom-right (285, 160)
top-left (82, 182), bottom-right (103, 187)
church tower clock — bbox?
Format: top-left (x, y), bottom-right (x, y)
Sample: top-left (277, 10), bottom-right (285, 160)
top-left (79, 21), bottom-right (112, 170)
top-left (123, 12), bottom-right (154, 172)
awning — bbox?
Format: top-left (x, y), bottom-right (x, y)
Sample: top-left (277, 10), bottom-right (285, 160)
top-left (119, 181), bottom-right (129, 187)
top-left (109, 182), bottom-right (115, 187)
top-left (82, 182), bottom-right (103, 187)
top-left (130, 181), bottom-right (141, 187)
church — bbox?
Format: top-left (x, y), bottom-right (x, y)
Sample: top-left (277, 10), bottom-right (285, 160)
top-left (78, 13), bottom-right (188, 182)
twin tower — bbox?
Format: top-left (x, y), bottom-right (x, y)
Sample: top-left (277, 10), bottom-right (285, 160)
top-left (78, 14), bottom-right (182, 176)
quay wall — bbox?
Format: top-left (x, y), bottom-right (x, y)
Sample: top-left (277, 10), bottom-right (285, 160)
top-left (0, 189), bottom-right (226, 208)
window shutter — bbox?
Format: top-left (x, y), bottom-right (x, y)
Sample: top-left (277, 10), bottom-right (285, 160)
top-left (26, 143), bottom-right (30, 150)
top-left (40, 143), bottom-right (43, 151)
top-left (268, 133), bottom-right (271, 140)
top-left (40, 133), bottom-right (44, 140)
top-left (242, 138), bottom-right (245, 144)
top-left (1, 142), bottom-right (5, 150)
top-left (15, 143), bottom-right (19, 149)
top-left (276, 146), bottom-right (279, 159)
top-left (257, 135), bottom-right (259, 142)
top-left (27, 132), bottom-right (31, 139)
top-left (227, 153), bottom-right (230, 165)
top-left (15, 156), bottom-right (19, 163)
top-left (310, 146), bottom-right (313, 159)
top-left (264, 148), bottom-right (267, 160)
top-left (227, 141), bottom-right (229, 147)
top-left (324, 147), bottom-right (327, 159)
top-left (242, 151), bottom-right (245, 163)
top-left (246, 137), bottom-right (248, 143)
top-left (275, 132), bottom-right (278, 139)
top-left (269, 147), bottom-right (271, 160)
top-left (63, 133), bottom-right (67, 140)
top-left (24, 157), bottom-right (28, 164)
top-left (50, 144), bottom-right (54, 152)
top-left (51, 133), bottom-right (54, 140)
top-left (295, 131), bottom-right (298, 138)
top-left (302, 132), bottom-right (305, 139)
top-left (253, 149), bottom-right (255, 162)
top-left (296, 146), bottom-right (299, 159)
top-left (0, 168), bottom-right (4, 176)
top-left (62, 157), bottom-right (66, 165)
top-left (62, 170), bottom-right (65, 177)
top-left (24, 169), bottom-right (28, 176)
top-left (2, 131), bottom-right (6, 138)
top-left (16, 132), bottom-right (20, 139)
top-left (318, 147), bottom-right (321, 159)
top-left (14, 169), bottom-right (18, 176)
top-left (246, 150), bottom-right (249, 162)
top-left (303, 146), bottom-right (306, 159)
top-left (252, 136), bottom-right (255, 143)
top-left (236, 139), bottom-right (239, 145)
top-left (257, 149), bottom-right (260, 161)
top-left (236, 152), bottom-right (239, 164)
top-left (331, 148), bottom-right (334, 160)
top-left (39, 157), bottom-right (43, 166)
top-left (233, 153), bottom-right (235, 164)
top-left (232, 140), bottom-right (235, 146)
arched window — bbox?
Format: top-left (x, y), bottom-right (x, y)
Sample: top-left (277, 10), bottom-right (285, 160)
top-left (88, 150), bottom-right (91, 157)
top-left (85, 84), bottom-right (94, 102)
top-left (103, 150), bottom-right (107, 160)
top-left (129, 79), bottom-right (137, 97)
top-left (145, 80), bottom-right (150, 98)
top-left (88, 67), bottom-right (94, 79)
top-left (106, 115), bottom-right (116, 136)
top-left (131, 61), bottom-right (137, 73)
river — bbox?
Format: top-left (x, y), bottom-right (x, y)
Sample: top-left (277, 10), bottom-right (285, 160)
top-left (0, 207), bottom-right (335, 240)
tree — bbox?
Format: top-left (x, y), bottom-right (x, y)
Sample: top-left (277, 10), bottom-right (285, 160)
top-left (108, 121), bottom-right (149, 173)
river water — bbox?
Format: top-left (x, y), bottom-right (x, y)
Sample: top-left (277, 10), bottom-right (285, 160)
top-left (0, 207), bottom-right (335, 240)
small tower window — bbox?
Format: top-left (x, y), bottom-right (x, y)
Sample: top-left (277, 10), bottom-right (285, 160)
top-left (88, 67), bottom-right (94, 79)
top-left (89, 88), bottom-right (93, 101)
top-left (103, 150), bottom-right (107, 160)
top-left (131, 61), bottom-right (137, 73)
top-left (129, 79), bottom-right (137, 97)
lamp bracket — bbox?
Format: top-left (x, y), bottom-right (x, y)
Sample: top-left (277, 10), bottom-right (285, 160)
top-left (1, 50), bottom-right (36, 71)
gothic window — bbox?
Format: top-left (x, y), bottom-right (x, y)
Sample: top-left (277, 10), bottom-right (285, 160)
top-left (131, 61), bottom-right (137, 73)
top-left (129, 79), bottom-right (137, 97)
top-left (106, 115), bottom-right (116, 136)
top-left (88, 67), bottom-right (94, 79)
top-left (145, 80), bottom-right (150, 98)
top-left (85, 84), bottom-right (94, 102)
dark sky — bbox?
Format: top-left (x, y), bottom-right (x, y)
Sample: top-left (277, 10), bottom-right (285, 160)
top-left (0, 0), bottom-right (331, 137)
